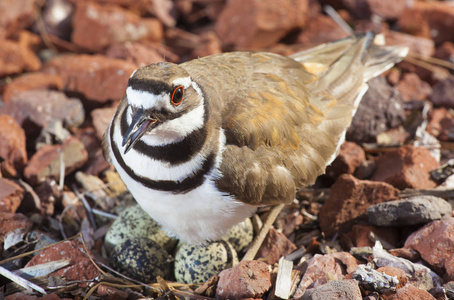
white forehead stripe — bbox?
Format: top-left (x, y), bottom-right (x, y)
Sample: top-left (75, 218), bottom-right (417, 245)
top-left (126, 87), bottom-right (169, 110)
top-left (129, 69), bottom-right (138, 78)
top-left (172, 76), bottom-right (192, 88)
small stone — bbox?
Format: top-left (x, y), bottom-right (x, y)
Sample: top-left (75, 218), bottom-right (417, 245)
top-left (384, 30), bottom-right (435, 58)
top-left (368, 196), bottom-right (452, 226)
top-left (91, 107), bottom-right (117, 140)
top-left (371, 145), bottom-right (439, 189)
top-left (427, 108), bottom-right (454, 142)
top-left (301, 279), bottom-right (362, 300)
top-left (190, 31), bottom-right (222, 59)
top-left (106, 42), bottom-right (164, 68)
top-left (350, 246), bottom-right (373, 261)
top-left (5, 292), bottom-right (39, 300)
top-left (0, 212), bottom-right (32, 239)
top-left (216, 260), bottom-right (271, 300)
top-left (0, 39), bottom-right (41, 77)
top-left (319, 174), bottom-right (400, 237)
top-left (44, 54), bottom-right (137, 103)
top-left (2, 73), bottom-right (63, 102)
top-left (0, 0), bottom-right (36, 38)
top-left (72, 1), bottom-right (163, 52)
top-left (0, 179), bottom-right (24, 213)
top-left (347, 76), bottom-right (405, 143)
top-left (97, 285), bottom-right (128, 300)
top-left (352, 265), bottom-right (399, 293)
top-left (389, 284), bottom-right (436, 300)
top-left (294, 252), bottom-right (358, 297)
top-left (377, 266), bottom-right (408, 289)
top-left (388, 248), bottom-right (421, 262)
top-left (296, 14), bottom-right (350, 46)
top-left (351, 224), bottom-right (399, 248)
top-left (431, 76), bottom-right (454, 109)
top-left (325, 141), bottom-right (365, 181)
top-left (175, 241), bottom-right (238, 284)
top-left (215, 0), bottom-right (308, 49)
top-left (405, 218), bottom-right (454, 281)
top-left (256, 227), bottom-right (297, 264)
top-left (111, 238), bottom-right (171, 283)
top-left (435, 41), bottom-right (454, 63)
top-left (396, 73), bottom-right (432, 102)
top-left (25, 240), bottom-right (101, 283)
top-left (0, 115), bottom-right (27, 177)
top-left (24, 137), bottom-right (88, 186)
top-left (35, 120), bottom-right (71, 149)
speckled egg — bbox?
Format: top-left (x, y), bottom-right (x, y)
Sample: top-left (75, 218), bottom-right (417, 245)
top-left (110, 237), bottom-right (171, 283)
top-left (174, 240), bottom-right (238, 284)
top-left (221, 218), bottom-right (254, 253)
top-left (104, 205), bottom-right (177, 254)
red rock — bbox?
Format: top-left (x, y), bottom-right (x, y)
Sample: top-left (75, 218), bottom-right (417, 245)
top-left (256, 227), bottom-right (297, 264)
top-left (326, 141), bottom-right (366, 181)
top-left (396, 73), bottom-right (432, 102)
top-left (72, 1), bottom-right (163, 52)
top-left (0, 115), bottom-right (27, 176)
top-left (91, 106), bottom-right (117, 140)
top-left (377, 266), bottom-right (408, 289)
top-left (3, 73), bottom-right (63, 102)
top-left (399, 1), bottom-right (454, 45)
top-left (371, 145), bottom-right (439, 189)
top-left (215, 0), bottom-right (308, 49)
top-left (296, 14), bottom-right (350, 46)
top-left (34, 179), bottom-right (61, 216)
top-left (301, 279), bottom-right (362, 300)
top-left (435, 42), bottom-right (454, 62)
top-left (25, 240), bottom-right (101, 283)
top-left (146, 0), bottom-right (176, 27)
top-left (405, 218), bottom-right (454, 281)
top-left (0, 179), bottom-right (24, 213)
top-left (5, 293), bottom-right (38, 300)
top-left (106, 42), bottom-right (164, 67)
top-left (431, 76), bottom-right (454, 109)
top-left (384, 30), bottom-right (435, 57)
top-left (427, 108), bottom-right (454, 142)
top-left (293, 252), bottom-right (358, 297)
top-left (24, 137), bottom-right (88, 185)
top-left (0, 90), bottom-right (84, 139)
top-left (40, 295), bottom-right (62, 300)
top-left (0, 0), bottom-right (36, 38)
top-left (319, 174), bottom-right (400, 237)
top-left (0, 212), bottom-right (32, 239)
top-left (389, 284), bottom-right (436, 300)
top-left (190, 31), bottom-right (222, 59)
top-left (0, 39), bottom-right (41, 77)
top-left (97, 285), bottom-right (129, 299)
top-left (73, 127), bottom-right (110, 176)
top-left (44, 54), bottom-right (137, 103)
top-left (388, 248), bottom-right (421, 262)
top-left (343, 0), bottom-right (407, 20)
top-left (351, 224), bottom-right (399, 248)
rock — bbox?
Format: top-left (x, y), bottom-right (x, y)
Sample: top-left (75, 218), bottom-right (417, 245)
top-left (431, 76), bottom-right (454, 109)
top-left (0, 212), bottom-right (33, 239)
top-left (215, 0), bottom-right (308, 49)
top-left (72, 1), bottom-right (163, 52)
top-left (389, 284), bottom-right (436, 300)
top-left (377, 266), bottom-right (408, 289)
top-left (347, 76), bottom-right (405, 143)
top-left (145, 0), bottom-right (176, 27)
top-left (296, 14), bottom-right (350, 46)
top-left (110, 238), bottom-right (171, 283)
top-left (44, 54), bottom-right (137, 103)
top-left (355, 160), bottom-right (376, 180)
top-left (35, 120), bottom-right (71, 149)
top-left (0, 90), bottom-right (85, 140)
top-left (352, 264), bottom-right (399, 293)
top-left (301, 279), bottom-right (362, 300)
top-left (388, 248), bottom-right (421, 262)
top-left (368, 196), bottom-right (452, 226)
top-left (91, 106), bottom-right (117, 140)
top-left (351, 224), bottom-right (399, 248)
top-left (399, 1), bottom-right (454, 45)
top-left (396, 73), bottom-right (432, 102)
top-left (371, 145), bottom-right (439, 189)
top-left (2, 73), bottom-right (63, 102)
top-left (405, 218), bottom-right (454, 281)
top-left (190, 31), bottom-right (222, 59)
top-left (319, 174), bottom-right (400, 237)
top-left (0, 115), bottom-right (27, 177)
top-left (325, 141), bottom-right (366, 181)
top-left (384, 30), bottom-right (435, 57)
top-left (33, 180), bottom-right (61, 216)
top-left (216, 260), bottom-right (271, 299)
top-left (106, 42), bottom-right (164, 68)
top-left (343, 0), bottom-right (407, 20)
top-left (24, 137), bottom-right (88, 185)
top-left (97, 285), bottom-right (129, 300)
top-left (256, 227), bottom-right (297, 264)
top-left (73, 127), bottom-right (110, 176)
top-left (0, 0), bottom-right (36, 38)
top-left (5, 292), bottom-right (39, 300)
top-left (293, 252), bottom-right (358, 297)
top-left (435, 41), bottom-right (454, 63)
top-left (0, 179), bottom-right (24, 213)
top-left (25, 240), bottom-right (101, 283)
top-left (0, 39), bottom-right (41, 77)
top-left (427, 108), bottom-right (454, 142)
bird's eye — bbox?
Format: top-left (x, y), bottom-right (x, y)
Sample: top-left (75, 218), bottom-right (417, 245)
top-left (171, 86), bottom-right (184, 106)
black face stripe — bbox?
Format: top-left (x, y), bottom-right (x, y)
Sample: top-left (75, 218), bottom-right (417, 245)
top-left (128, 78), bottom-right (174, 95)
top-left (110, 117), bottom-right (216, 194)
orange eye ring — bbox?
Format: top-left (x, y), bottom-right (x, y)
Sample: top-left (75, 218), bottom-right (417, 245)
top-left (171, 86), bottom-right (185, 106)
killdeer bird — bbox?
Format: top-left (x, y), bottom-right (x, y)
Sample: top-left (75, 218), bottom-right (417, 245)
top-left (103, 33), bottom-right (407, 245)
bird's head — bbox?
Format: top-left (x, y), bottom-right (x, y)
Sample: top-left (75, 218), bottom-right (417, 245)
top-left (122, 62), bottom-right (204, 154)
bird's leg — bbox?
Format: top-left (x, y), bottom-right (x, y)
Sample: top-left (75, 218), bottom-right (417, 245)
top-left (242, 203), bottom-right (285, 261)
